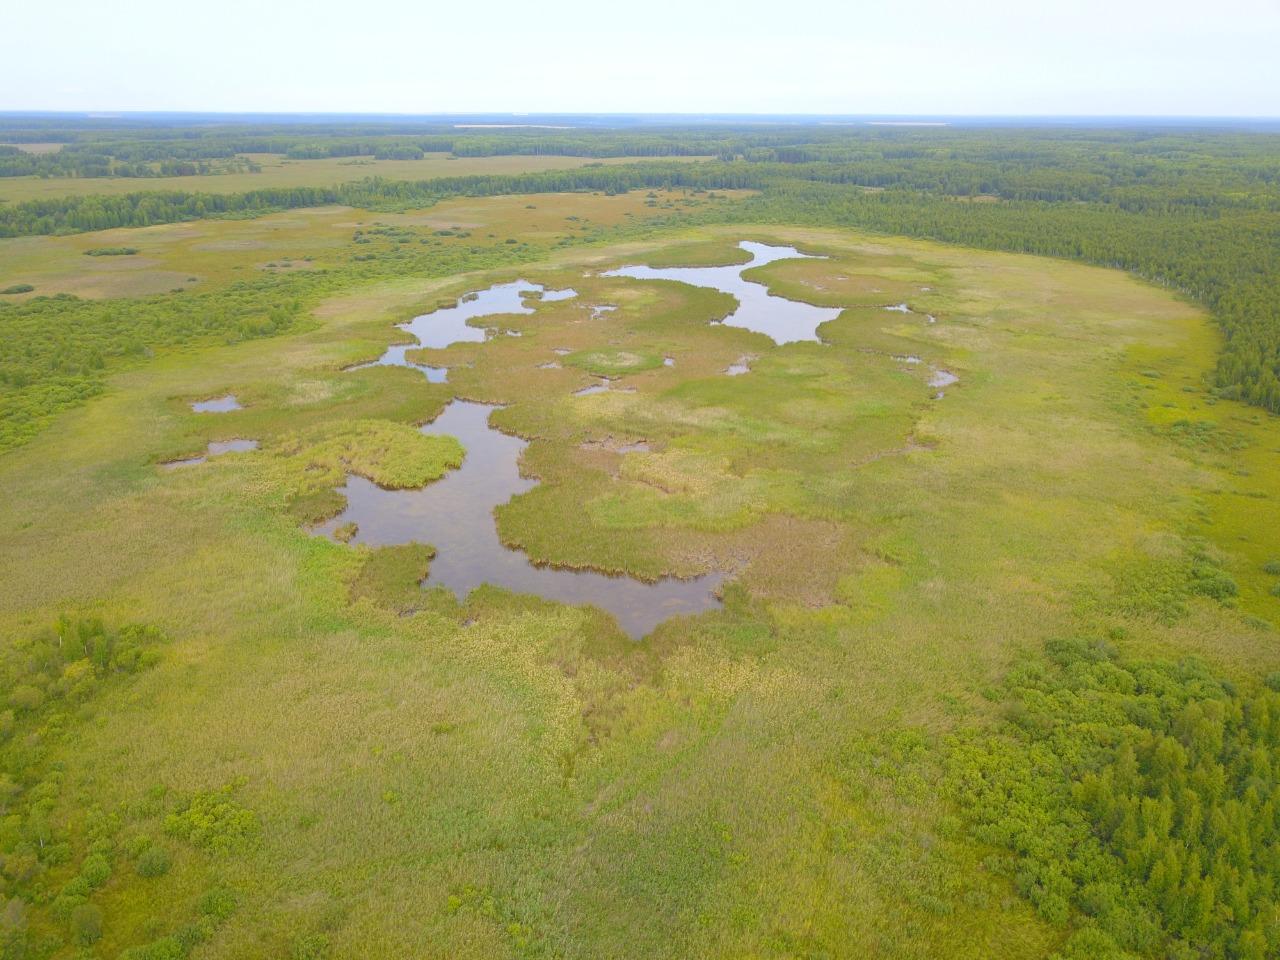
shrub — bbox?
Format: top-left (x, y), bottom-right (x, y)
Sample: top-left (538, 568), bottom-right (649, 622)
top-left (70, 902), bottom-right (103, 945)
top-left (1261, 559), bottom-right (1280, 576)
top-left (165, 787), bottom-right (259, 854)
top-left (292, 933), bottom-right (331, 960)
top-left (0, 284), bottom-right (34, 295)
top-left (198, 886), bottom-right (237, 921)
top-left (80, 853), bottom-right (111, 888)
top-left (135, 845), bottom-right (171, 878)
top-left (949, 639), bottom-right (1280, 959)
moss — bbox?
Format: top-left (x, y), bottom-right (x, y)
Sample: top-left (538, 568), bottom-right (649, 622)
top-left (564, 349), bottom-right (665, 377)
top-left (349, 544), bottom-right (436, 613)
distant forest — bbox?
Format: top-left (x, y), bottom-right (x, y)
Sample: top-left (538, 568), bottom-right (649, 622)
top-left (1, 118), bottom-right (1278, 413)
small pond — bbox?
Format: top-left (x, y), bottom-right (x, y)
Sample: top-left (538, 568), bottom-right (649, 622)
top-left (192, 395), bottom-right (242, 413)
top-left (163, 439), bottom-right (258, 469)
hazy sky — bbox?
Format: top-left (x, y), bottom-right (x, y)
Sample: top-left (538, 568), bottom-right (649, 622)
top-left (6, 0), bottom-right (1278, 115)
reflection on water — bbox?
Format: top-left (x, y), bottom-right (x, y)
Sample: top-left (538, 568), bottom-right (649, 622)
top-left (163, 438), bottom-right (258, 469)
top-left (314, 401), bottom-right (724, 637)
top-left (192, 395), bottom-right (241, 413)
top-left (351, 280), bottom-right (577, 382)
top-left (604, 241), bottom-right (842, 345)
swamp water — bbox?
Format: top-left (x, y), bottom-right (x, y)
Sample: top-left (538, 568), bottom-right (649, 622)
top-left (315, 401), bottom-right (724, 637)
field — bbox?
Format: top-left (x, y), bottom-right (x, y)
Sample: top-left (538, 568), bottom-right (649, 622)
top-left (0, 189), bottom-right (740, 299)
top-left (2, 166), bottom-right (1278, 959)
top-left (0, 153), bottom-right (711, 205)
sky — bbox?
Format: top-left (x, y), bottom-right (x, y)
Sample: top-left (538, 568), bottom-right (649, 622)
top-left (5, 0), bottom-right (1279, 116)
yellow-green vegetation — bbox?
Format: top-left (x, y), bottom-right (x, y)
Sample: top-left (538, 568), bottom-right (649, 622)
top-left (0, 190), bottom-right (732, 453)
top-left (0, 189), bottom-right (718, 300)
top-left (1, 212), bottom-right (1278, 959)
top-left (563, 348), bottom-right (665, 377)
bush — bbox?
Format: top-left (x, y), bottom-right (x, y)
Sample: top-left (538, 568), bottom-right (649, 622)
top-left (1188, 560), bottom-right (1237, 601)
top-left (70, 902), bottom-right (103, 945)
top-left (1262, 559), bottom-right (1280, 576)
top-left (165, 786), bottom-right (259, 853)
top-left (135, 845), bottom-right (171, 878)
top-left (0, 284), bottom-right (33, 294)
top-left (292, 933), bottom-right (331, 960)
top-left (198, 886), bottom-right (237, 921)
top-left (80, 853), bottom-right (110, 888)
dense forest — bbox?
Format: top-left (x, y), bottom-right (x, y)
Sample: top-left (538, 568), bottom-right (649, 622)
top-left (948, 636), bottom-right (1280, 960)
top-left (2, 121), bottom-right (1279, 413)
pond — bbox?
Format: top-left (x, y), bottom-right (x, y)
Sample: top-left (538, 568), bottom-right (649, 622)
top-left (314, 401), bottom-right (724, 637)
top-left (351, 280), bottom-right (578, 382)
top-left (603, 241), bottom-right (842, 345)
top-left (191, 395), bottom-right (241, 413)
top-left (163, 439), bottom-right (259, 469)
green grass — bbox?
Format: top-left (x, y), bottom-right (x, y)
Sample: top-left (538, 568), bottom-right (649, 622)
top-left (563, 348), bottom-right (666, 377)
top-left (0, 216), bottom-right (1277, 958)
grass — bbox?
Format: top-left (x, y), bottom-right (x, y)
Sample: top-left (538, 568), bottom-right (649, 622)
top-left (0, 213), bottom-right (1277, 958)
top-left (0, 189), bottom-right (735, 301)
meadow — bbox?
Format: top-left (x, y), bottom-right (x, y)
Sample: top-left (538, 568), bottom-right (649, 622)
top-left (1, 150), bottom-right (1278, 959)
top-left (0, 114), bottom-right (1274, 960)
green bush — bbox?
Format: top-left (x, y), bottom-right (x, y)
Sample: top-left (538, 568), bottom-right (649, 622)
top-left (80, 853), bottom-right (111, 888)
top-left (165, 787), bottom-right (259, 853)
top-left (0, 284), bottom-right (33, 295)
top-left (135, 845), bottom-right (171, 878)
top-left (197, 886), bottom-right (237, 922)
top-left (70, 902), bottom-right (103, 945)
